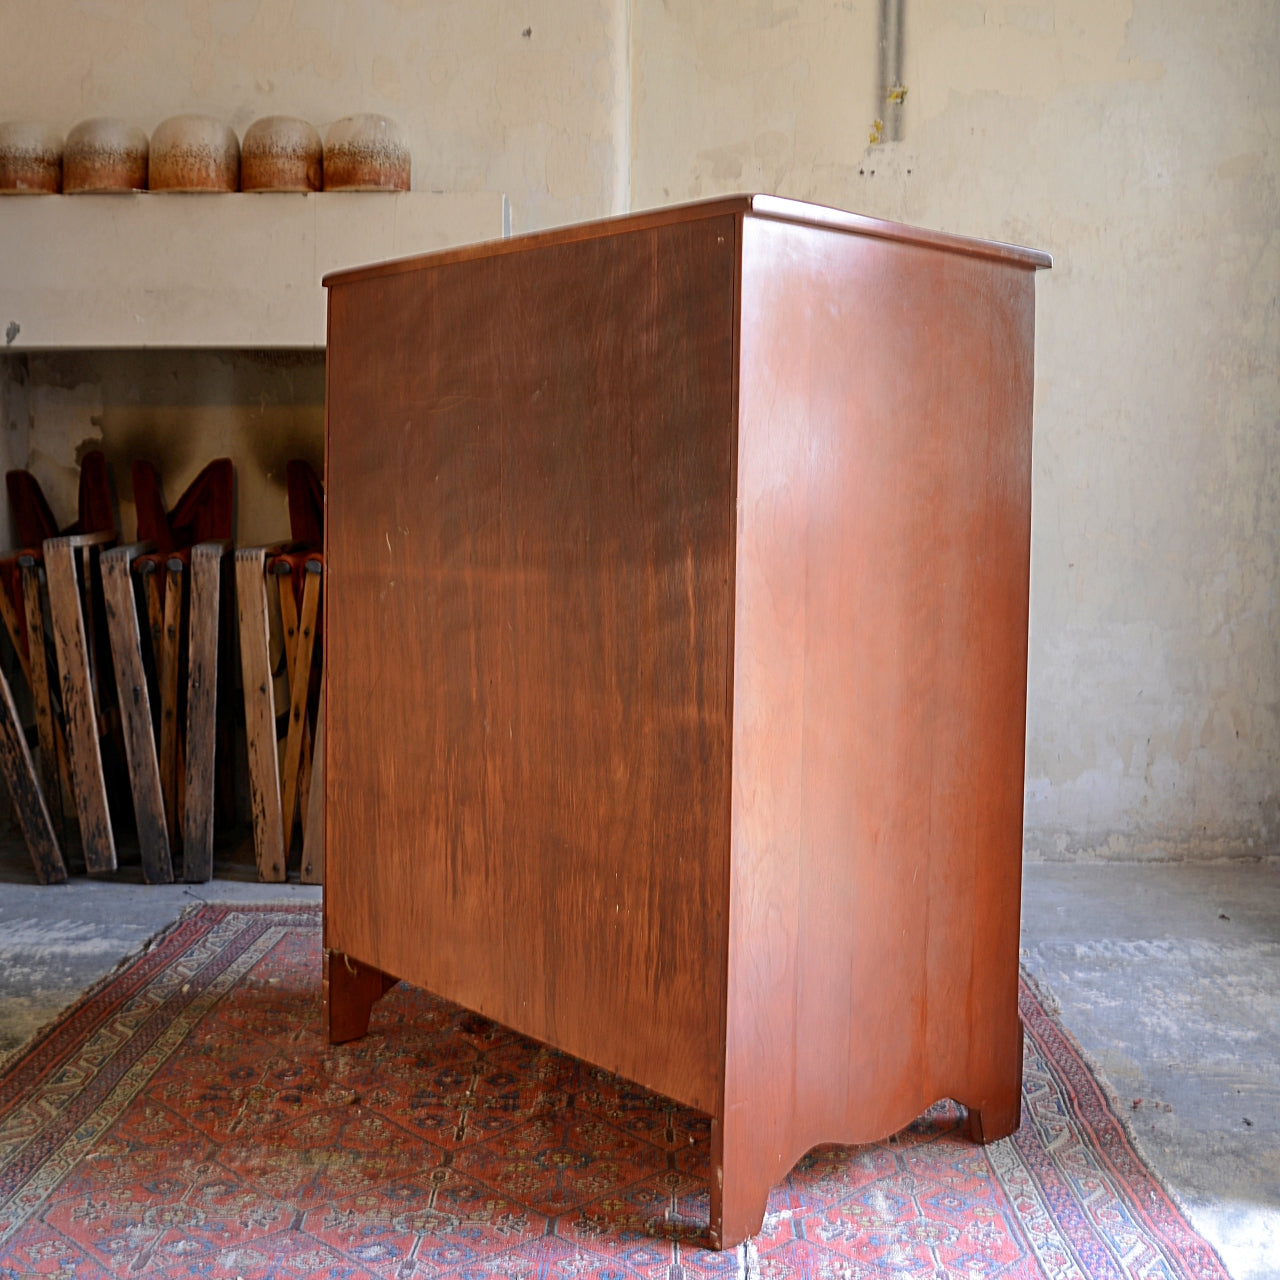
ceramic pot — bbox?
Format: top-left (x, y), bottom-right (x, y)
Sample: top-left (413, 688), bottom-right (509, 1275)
top-left (323, 114), bottom-right (410, 191)
top-left (0, 121), bottom-right (62, 193)
top-left (241, 115), bottom-right (322, 192)
top-left (149, 115), bottom-right (239, 192)
top-left (64, 117), bottom-right (149, 192)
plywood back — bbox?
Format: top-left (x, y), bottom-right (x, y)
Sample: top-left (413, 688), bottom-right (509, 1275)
top-left (325, 213), bottom-right (741, 1112)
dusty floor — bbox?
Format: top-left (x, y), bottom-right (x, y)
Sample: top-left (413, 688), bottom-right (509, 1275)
top-left (1, 837), bottom-right (1276, 1279)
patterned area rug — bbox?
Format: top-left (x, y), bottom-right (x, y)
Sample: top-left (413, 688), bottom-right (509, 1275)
top-left (0, 904), bottom-right (1230, 1279)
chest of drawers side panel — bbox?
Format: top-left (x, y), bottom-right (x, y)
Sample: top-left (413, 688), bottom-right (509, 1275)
top-left (717, 213), bottom-right (1037, 1237)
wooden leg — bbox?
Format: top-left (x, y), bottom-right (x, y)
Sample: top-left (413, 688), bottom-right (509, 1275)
top-left (3, 572), bottom-right (74, 831)
top-left (710, 1109), bottom-right (776, 1250)
top-left (280, 566), bottom-right (320, 857)
top-left (0, 658), bottom-right (65, 884)
top-left (300, 685), bottom-right (324, 885)
top-left (102, 547), bottom-right (173, 884)
top-left (964, 1020), bottom-right (1024, 1144)
top-left (19, 560), bottom-right (64, 837)
top-left (158, 562), bottom-right (184, 854)
top-left (44, 540), bottom-right (116, 874)
top-left (182, 543), bottom-right (226, 883)
top-left (325, 950), bottom-right (397, 1044)
top-left (235, 549), bottom-right (286, 882)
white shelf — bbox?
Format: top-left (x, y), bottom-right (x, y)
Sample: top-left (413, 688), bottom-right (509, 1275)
top-left (0, 191), bottom-right (507, 349)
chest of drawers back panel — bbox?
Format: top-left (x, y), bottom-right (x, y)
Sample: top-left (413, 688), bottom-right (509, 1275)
top-left (323, 196), bottom-right (1050, 1248)
top-left (325, 210), bottom-right (739, 1119)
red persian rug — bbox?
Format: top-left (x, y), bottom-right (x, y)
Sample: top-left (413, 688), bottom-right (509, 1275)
top-left (0, 904), bottom-right (1230, 1279)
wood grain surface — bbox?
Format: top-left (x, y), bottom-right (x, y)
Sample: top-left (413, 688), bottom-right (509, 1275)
top-left (182, 541), bottom-right (230, 883)
top-left (158, 562), bottom-right (184, 854)
top-left (300, 681), bottom-right (325, 884)
top-left (714, 213), bottom-right (1036, 1243)
top-left (325, 196), bottom-right (1046, 1248)
top-left (326, 213), bottom-right (739, 1115)
top-left (102, 542), bottom-right (173, 884)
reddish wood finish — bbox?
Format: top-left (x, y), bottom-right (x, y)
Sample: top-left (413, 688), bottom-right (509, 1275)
top-left (324, 951), bottom-right (398, 1044)
top-left (324, 196), bottom-right (1048, 1248)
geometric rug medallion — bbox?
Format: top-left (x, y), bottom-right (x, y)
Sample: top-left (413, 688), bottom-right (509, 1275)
top-left (0, 904), bottom-right (1233, 1278)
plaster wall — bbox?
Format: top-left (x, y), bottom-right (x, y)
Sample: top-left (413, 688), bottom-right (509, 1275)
top-left (0, 351), bottom-right (324, 549)
top-left (2, 0), bottom-right (1277, 862)
top-left (0, 0), bottom-right (629, 233)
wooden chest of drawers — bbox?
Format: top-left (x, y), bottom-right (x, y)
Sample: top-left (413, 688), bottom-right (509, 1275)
top-left (322, 195), bottom-right (1050, 1247)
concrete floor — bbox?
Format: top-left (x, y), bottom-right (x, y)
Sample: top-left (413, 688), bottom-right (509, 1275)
top-left (1, 836), bottom-right (1276, 1279)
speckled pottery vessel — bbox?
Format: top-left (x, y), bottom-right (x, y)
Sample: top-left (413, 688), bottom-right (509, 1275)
top-left (64, 117), bottom-right (149, 192)
top-left (149, 114), bottom-right (239, 192)
top-left (241, 115), bottom-right (322, 192)
top-left (0, 121), bottom-right (62, 193)
top-left (323, 114), bottom-right (410, 191)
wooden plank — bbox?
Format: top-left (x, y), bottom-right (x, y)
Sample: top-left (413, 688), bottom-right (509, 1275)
top-left (142, 563), bottom-right (164, 669)
top-left (324, 199), bottom-right (1045, 1249)
top-left (280, 563), bottom-right (320, 856)
top-left (80, 549), bottom-right (105, 724)
top-left (102, 542), bottom-right (172, 884)
top-left (235, 548), bottom-right (285, 882)
top-left (300, 682), bottom-right (324, 884)
top-left (182, 541), bottom-right (229, 883)
top-left (0, 573), bottom-right (33, 690)
top-left (3, 562), bottom-right (73, 822)
top-left (275, 569), bottom-right (299, 718)
top-left (0, 191), bottom-right (507, 350)
top-left (158, 561), bottom-right (183, 853)
top-left (0, 658), bottom-right (65, 883)
top-left (19, 559), bottom-right (64, 837)
top-left (713, 215), bottom-right (1036, 1243)
top-left (295, 703), bottom-right (313, 842)
top-left (44, 536), bottom-right (116, 874)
